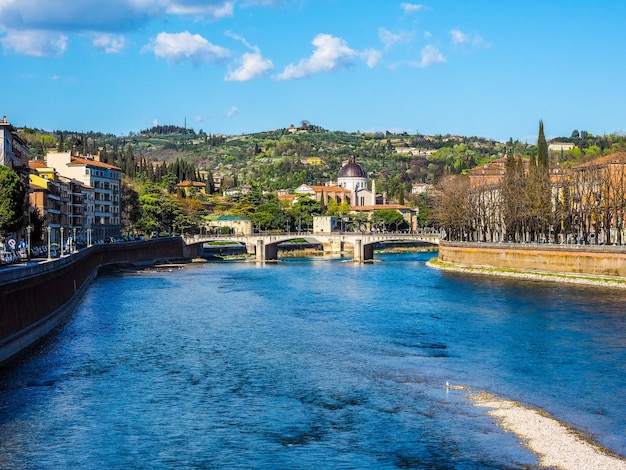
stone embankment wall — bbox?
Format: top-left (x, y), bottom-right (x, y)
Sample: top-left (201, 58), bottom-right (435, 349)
top-left (438, 242), bottom-right (626, 277)
top-left (0, 238), bottom-right (183, 364)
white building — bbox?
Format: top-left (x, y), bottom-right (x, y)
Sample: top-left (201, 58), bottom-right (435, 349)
top-left (46, 152), bottom-right (122, 241)
top-left (337, 157), bottom-right (376, 206)
top-left (548, 142), bottom-right (576, 153)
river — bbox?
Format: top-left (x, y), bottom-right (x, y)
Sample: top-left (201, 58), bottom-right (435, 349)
top-left (0, 251), bottom-right (624, 469)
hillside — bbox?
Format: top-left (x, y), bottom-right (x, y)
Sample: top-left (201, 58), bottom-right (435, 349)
top-left (21, 123), bottom-right (626, 196)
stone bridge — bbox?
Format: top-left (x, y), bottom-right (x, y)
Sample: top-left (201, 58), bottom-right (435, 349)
top-left (182, 232), bottom-right (440, 262)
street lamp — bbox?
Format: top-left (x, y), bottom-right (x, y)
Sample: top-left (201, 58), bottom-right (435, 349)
top-left (26, 224), bottom-right (32, 262)
top-left (87, 228), bottom-right (92, 247)
top-left (47, 225), bottom-right (52, 260)
top-left (73, 227), bottom-right (77, 253)
top-left (60, 227), bottom-right (64, 256)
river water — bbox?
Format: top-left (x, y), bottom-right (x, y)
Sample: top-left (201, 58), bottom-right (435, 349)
top-left (1, 252), bottom-right (625, 469)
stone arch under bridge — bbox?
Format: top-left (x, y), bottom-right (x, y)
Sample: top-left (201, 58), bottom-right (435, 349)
top-left (182, 233), bottom-right (439, 263)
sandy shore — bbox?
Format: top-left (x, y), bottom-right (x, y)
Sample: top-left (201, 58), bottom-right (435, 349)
top-left (427, 258), bottom-right (626, 289)
top-left (465, 389), bottom-right (626, 470)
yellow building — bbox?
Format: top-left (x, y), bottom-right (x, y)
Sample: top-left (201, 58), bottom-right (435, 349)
top-left (177, 181), bottom-right (207, 197)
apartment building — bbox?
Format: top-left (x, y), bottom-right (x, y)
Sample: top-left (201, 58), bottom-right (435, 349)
top-left (0, 116), bottom-right (30, 182)
top-left (46, 152), bottom-right (121, 242)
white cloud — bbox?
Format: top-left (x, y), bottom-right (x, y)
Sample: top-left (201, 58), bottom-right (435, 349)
top-left (378, 27), bottom-right (413, 50)
top-left (144, 31), bottom-right (230, 65)
top-left (226, 51), bottom-right (274, 81)
top-left (450, 29), bottom-right (489, 48)
top-left (277, 33), bottom-right (359, 80)
top-left (224, 31), bottom-right (273, 81)
top-left (451, 29), bottom-right (467, 45)
top-left (363, 49), bottom-right (381, 68)
top-left (420, 44), bottom-right (445, 67)
top-left (401, 3), bottom-right (427, 14)
top-left (0, 30), bottom-right (67, 57)
top-left (379, 28), bottom-right (401, 49)
top-left (226, 106), bottom-right (238, 117)
top-left (93, 34), bottom-right (128, 53)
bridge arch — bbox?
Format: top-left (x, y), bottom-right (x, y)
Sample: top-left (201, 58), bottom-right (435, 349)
top-left (182, 232), bottom-right (439, 262)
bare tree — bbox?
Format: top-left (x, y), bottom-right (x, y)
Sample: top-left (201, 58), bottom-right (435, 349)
top-left (433, 175), bottom-right (470, 241)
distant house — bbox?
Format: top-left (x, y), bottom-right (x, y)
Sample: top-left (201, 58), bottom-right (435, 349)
top-left (395, 147), bottom-right (435, 157)
top-left (548, 142), bottom-right (576, 153)
top-left (176, 181), bottom-right (206, 196)
top-left (411, 183), bottom-right (432, 195)
top-left (204, 215), bottom-right (253, 235)
top-left (223, 185), bottom-right (252, 197)
top-left (301, 157), bottom-right (322, 165)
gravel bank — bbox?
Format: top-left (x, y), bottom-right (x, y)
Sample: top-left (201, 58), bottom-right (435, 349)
top-left (468, 391), bottom-right (626, 470)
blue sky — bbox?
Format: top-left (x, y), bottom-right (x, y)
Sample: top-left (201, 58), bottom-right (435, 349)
top-left (1, 1), bottom-right (624, 142)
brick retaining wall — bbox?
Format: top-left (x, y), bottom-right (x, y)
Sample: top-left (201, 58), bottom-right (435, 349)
top-left (438, 242), bottom-right (626, 277)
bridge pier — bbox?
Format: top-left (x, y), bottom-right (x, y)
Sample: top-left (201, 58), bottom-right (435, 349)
top-left (353, 238), bottom-right (374, 263)
top-left (182, 241), bottom-right (202, 259)
top-left (256, 239), bottom-right (278, 262)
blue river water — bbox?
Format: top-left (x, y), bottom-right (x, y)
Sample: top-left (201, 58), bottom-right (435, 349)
top-left (0, 251), bottom-right (625, 469)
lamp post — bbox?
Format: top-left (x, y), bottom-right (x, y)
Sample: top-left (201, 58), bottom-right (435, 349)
top-left (60, 227), bottom-right (64, 257)
top-left (73, 227), bottom-right (77, 253)
top-left (47, 226), bottom-right (52, 261)
top-left (26, 224), bottom-right (32, 262)
top-left (87, 228), bottom-right (92, 247)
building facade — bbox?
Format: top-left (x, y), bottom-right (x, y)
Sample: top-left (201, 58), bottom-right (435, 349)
top-left (46, 152), bottom-right (122, 242)
top-left (0, 116), bottom-right (30, 182)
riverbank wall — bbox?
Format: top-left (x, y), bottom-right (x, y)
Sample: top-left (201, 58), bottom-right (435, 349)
top-left (0, 238), bottom-right (183, 365)
top-left (438, 242), bottom-right (626, 278)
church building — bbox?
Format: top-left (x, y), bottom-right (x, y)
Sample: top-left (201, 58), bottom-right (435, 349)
top-left (337, 156), bottom-right (377, 207)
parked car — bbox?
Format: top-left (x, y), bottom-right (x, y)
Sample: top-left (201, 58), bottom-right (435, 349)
top-left (0, 251), bottom-right (15, 266)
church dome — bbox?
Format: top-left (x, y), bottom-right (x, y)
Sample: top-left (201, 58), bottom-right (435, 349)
top-left (338, 157), bottom-right (367, 179)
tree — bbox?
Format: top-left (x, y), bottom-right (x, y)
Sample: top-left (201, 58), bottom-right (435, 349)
top-left (0, 166), bottom-right (27, 239)
top-left (287, 198), bottom-right (322, 232)
top-left (433, 175), bottom-right (470, 240)
top-left (135, 182), bottom-right (181, 235)
top-left (537, 120), bottom-right (549, 168)
top-left (371, 209), bottom-right (406, 232)
top-left (121, 178), bottom-right (141, 234)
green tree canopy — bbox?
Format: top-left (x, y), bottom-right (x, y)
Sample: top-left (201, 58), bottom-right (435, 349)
top-left (371, 209), bottom-right (406, 231)
top-left (0, 166), bottom-right (27, 238)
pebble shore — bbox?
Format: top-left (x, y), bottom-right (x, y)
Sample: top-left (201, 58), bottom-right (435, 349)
top-left (468, 391), bottom-right (626, 470)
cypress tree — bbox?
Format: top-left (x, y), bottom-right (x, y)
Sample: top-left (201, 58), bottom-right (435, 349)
top-left (537, 120), bottom-right (549, 169)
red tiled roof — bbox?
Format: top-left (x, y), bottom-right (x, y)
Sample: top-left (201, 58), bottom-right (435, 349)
top-left (70, 156), bottom-right (121, 170)
top-left (576, 152), bottom-right (626, 168)
top-left (177, 181), bottom-right (206, 187)
top-left (28, 160), bottom-right (49, 168)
